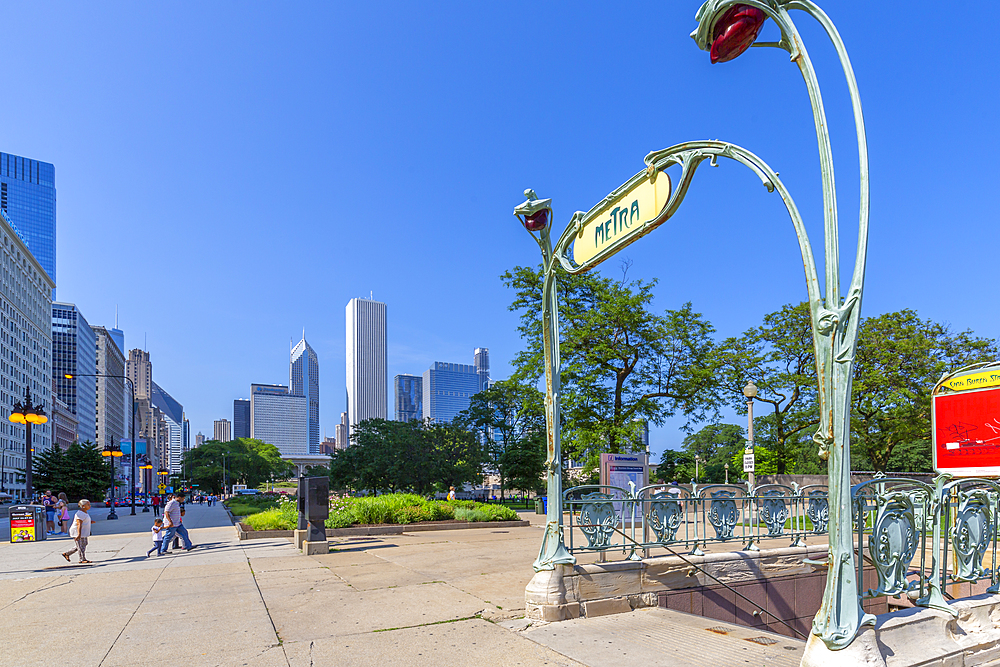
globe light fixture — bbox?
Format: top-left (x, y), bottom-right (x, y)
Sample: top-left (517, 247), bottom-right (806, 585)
top-left (743, 381), bottom-right (757, 399)
top-left (707, 4), bottom-right (767, 63)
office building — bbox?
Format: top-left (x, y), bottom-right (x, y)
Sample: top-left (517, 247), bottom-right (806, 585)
top-left (335, 411), bottom-right (349, 449)
top-left (195, 432), bottom-right (205, 447)
top-left (127, 349), bottom-right (152, 399)
top-left (183, 416), bottom-right (190, 454)
top-left (394, 374), bottom-right (422, 423)
top-left (127, 349), bottom-right (166, 467)
top-left (250, 383), bottom-right (307, 456)
top-left (422, 362), bottom-right (479, 424)
top-left (474, 348), bottom-right (490, 393)
top-left (0, 209), bottom-right (54, 498)
top-left (233, 398), bottom-right (250, 439)
top-left (346, 297), bottom-right (386, 434)
top-left (290, 335), bottom-right (320, 453)
top-left (52, 302), bottom-right (97, 443)
top-left (151, 381), bottom-right (184, 474)
top-left (93, 326), bottom-right (126, 450)
top-left (0, 152), bottom-right (56, 293)
top-left (320, 436), bottom-right (337, 455)
top-left (214, 418), bottom-right (232, 442)
top-left (52, 396), bottom-right (77, 450)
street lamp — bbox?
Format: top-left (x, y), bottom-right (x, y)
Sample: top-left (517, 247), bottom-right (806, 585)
top-left (743, 381), bottom-right (757, 490)
top-left (694, 455), bottom-right (701, 484)
top-left (140, 458), bottom-right (153, 512)
top-left (66, 373), bottom-right (138, 515)
top-left (101, 441), bottom-right (123, 519)
top-left (724, 462), bottom-right (729, 485)
top-left (8, 387), bottom-right (48, 502)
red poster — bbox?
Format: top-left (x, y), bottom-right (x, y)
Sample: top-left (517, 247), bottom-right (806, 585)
top-left (933, 386), bottom-right (1000, 476)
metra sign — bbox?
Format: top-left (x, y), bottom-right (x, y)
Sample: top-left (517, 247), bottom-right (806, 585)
top-left (572, 169), bottom-right (672, 266)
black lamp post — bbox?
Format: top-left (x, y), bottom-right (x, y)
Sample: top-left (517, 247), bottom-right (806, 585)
top-left (8, 386), bottom-right (48, 502)
top-left (140, 457), bottom-right (153, 512)
top-left (101, 441), bottom-right (123, 519)
top-left (66, 373), bottom-right (138, 515)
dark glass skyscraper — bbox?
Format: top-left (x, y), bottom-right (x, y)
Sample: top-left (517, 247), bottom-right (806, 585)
top-left (0, 153), bottom-right (56, 289)
top-left (394, 374), bottom-right (422, 422)
top-left (233, 398), bottom-right (250, 439)
top-left (290, 336), bottom-right (319, 453)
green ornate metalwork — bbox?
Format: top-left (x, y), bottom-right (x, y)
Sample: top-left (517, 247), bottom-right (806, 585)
top-left (867, 491), bottom-right (919, 597)
top-left (577, 491), bottom-right (618, 550)
top-left (647, 490), bottom-right (684, 544)
top-left (514, 0), bottom-right (885, 651)
top-left (707, 489), bottom-right (739, 540)
top-left (758, 487), bottom-right (791, 537)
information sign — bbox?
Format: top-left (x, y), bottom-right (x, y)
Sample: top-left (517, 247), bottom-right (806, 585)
top-left (743, 451), bottom-right (755, 473)
top-left (10, 508), bottom-right (36, 542)
top-left (933, 379), bottom-right (1000, 477)
top-left (599, 453), bottom-right (649, 523)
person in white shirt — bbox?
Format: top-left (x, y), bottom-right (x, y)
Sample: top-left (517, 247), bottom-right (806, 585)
top-left (147, 518), bottom-right (164, 557)
top-left (62, 500), bottom-right (93, 564)
top-left (158, 492), bottom-right (194, 555)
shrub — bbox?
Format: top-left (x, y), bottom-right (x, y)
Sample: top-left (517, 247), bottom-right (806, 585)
top-left (454, 507), bottom-right (490, 522)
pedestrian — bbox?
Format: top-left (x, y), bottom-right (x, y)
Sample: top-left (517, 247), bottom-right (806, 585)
top-left (62, 499), bottom-right (93, 564)
top-left (146, 518), bottom-right (164, 557)
top-left (158, 492), bottom-right (193, 555)
top-left (56, 492), bottom-right (70, 535)
top-left (151, 494), bottom-right (161, 517)
top-left (42, 490), bottom-right (56, 535)
top-left (447, 486), bottom-right (456, 501)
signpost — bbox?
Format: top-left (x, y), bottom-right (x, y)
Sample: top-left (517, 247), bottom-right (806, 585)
top-left (933, 362), bottom-right (1000, 477)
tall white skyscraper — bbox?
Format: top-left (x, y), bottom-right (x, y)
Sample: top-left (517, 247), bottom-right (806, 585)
top-left (346, 297), bottom-right (387, 435)
top-left (290, 335), bottom-right (320, 453)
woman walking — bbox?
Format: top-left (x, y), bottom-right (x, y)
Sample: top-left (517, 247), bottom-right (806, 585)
top-left (62, 499), bottom-right (93, 564)
top-left (56, 492), bottom-right (70, 535)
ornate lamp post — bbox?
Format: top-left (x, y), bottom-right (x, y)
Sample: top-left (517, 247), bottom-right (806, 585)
top-left (140, 457), bottom-right (153, 512)
top-left (8, 387), bottom-right (48, 502)
top-left (743, 381), bottom-right (757, 489)
top-left (101, 441), bottom-right (123, 519)
top-left (724, 462), bottom-right (729, 485)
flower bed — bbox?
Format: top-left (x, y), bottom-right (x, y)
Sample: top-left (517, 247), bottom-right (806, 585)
top-left (241, 493), bottom-right (519, 531)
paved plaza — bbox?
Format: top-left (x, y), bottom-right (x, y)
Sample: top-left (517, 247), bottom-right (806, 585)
top-left (1, 502), bottom-right (803, 666)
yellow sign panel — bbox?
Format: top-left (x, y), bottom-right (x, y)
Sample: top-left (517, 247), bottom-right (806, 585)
top-left (572, 170), bottom-right (672, 266)
top-left (940, 369), bottom-right (1000, 392)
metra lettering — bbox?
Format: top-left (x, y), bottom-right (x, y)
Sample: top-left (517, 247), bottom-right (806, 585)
top-left (594, 199), bottom-right (641, 247)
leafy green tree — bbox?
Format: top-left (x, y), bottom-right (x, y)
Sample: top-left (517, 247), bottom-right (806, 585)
top-left (33, 441), bottom-right (108, 501)
top-left (183, 439), bottom-right (293, 493)
top-left (457, 379), bottom-right (544, 500)
top-left (502, 264), bottom-right (718, 471)
top-left (715, 302), bottom-right (818, 474)
top-left (729, 446), bottom-right (784, 477)
top-left (500, 430), bottom-right (546, 495)
top-left (851, 310), bottom-right (998, 471)
top-left (657, 423), bottom-right (745, 484)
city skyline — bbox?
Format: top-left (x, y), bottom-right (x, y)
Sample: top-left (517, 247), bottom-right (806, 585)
top-left (3, 4), bottom-right (997, 458)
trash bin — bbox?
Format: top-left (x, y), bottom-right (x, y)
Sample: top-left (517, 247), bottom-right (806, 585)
top-left (535, 497), bottom-right (547, 515)
top-left (10, 504), bottom-right (46, 543)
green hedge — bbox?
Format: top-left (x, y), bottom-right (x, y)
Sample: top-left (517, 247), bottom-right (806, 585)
top-left (242, 494), bottom-right (519, 531)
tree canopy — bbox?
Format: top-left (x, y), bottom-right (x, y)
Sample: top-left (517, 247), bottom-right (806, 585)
top-left (33, 441), bottom-right (109, 501)
top-left (182, 438), bottom-right (294, 493)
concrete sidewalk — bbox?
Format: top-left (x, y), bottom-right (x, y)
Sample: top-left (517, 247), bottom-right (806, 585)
top-left (1, 503), bottom-right (802, 666)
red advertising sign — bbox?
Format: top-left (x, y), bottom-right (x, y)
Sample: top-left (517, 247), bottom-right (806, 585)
top-left (933, 385), bottom-right (1000, 476)
top-left (10, 508), bottom-right (36, 542)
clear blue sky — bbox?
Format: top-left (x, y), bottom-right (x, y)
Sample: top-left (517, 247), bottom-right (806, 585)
top-left (2, 2), bottom-right (996, 458)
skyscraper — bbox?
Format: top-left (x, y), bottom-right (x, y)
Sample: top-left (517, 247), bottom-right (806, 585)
top-left (250, 384), bottom-right (307, 455)
top-left (422, 362), bottom-right (480, 425)
top-left (474, 348), bottom-right (490, 393)
top-left (151, 382), bottom-right (183, 474)
top-left (93, 326), bottom-right (126, 450)
top-left (195, 432), bottom-right (206, 447)
top-left (335, 412), bottom-right (349, 449)
top-left (0, 152), bottom-right (56, 293)
top-left (233, 399), bottom-right (250, 439)
top-left (0, 208), bottom-right (54, 499)
top-left (346, 298), bottom-right (386, 434)
top-left (52, 303), bottom-right (97, 443)
top-left (214, 418), bottom-right (231, 442)
top-left (394, 374), bottom-right (422, 423)
top-left (290, 335), bottom-right (320, 453)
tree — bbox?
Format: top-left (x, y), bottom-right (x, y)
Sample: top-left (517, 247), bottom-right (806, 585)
top-left (851, 310), bottom-right (998, 471)
top-left (502, 264), bottom-right (718, 472)
top-left (183, 439), bottom-right (293, 494)
top-left (501, 430), bottom-right (546, 495)
top-left (657, 423), bottom-right (745, 484)
top-left (715, 302), bottom-right (818, 474)
top-left (329, 419), bottom-right (488, 495)
top-left (457, 379), bottom-right (544, 500)
top-left (33, 441), bottom-right (108, 501)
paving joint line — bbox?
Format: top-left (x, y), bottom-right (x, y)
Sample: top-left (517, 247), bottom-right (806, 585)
top-left (243, 545), bottom-right (292, 667)
top-left (96, 561), bottom-right (169, 667)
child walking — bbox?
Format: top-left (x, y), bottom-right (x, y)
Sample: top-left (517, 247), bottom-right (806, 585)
top-left (147, 518), bottom-right (164, 557)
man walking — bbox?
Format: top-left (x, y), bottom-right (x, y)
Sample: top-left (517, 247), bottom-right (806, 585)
top-left (62, 499), bottom-right (93, 564)
top-left (158, 492), bottom-right (193, 555)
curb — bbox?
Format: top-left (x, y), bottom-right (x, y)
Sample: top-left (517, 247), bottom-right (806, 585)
top-left (234, 519), bottom-right (532, 540)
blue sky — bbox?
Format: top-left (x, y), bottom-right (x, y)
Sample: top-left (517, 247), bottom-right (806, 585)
top-left (2, 2), bottom-right (997, 458)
